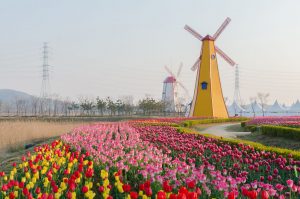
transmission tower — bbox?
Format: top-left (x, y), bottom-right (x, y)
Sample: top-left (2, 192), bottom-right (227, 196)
top-left (40, 42), bottom-right (51, 99)
top-left (233, 64), bottom-right (242, 105)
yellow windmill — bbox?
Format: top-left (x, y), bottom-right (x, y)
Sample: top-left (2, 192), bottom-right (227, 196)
top-left (185, 17), bottom-right (236, 118)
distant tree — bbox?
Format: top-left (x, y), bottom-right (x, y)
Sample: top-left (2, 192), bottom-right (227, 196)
top-left (106, 97), bottom-right (116, 116)
top-left (257, 92), bottom-right (270, 117)
top-left (115, 99), bottom-right (125, 115)
top-left (122, 95), bottom-right (134, 115)
top-left (68, 101), bottom-right (80, 116)
top-left (96, 97), bottom-right (106, 116)
top-left (80, 98), bottom-right (94, 116)
top-left (138, 97), bottom-right (158, 115)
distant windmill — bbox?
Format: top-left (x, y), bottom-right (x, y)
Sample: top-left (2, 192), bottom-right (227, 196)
top-left (162, 63), bottom-right (190, 112)
top-left (185, 17), bottom-right (236, 118)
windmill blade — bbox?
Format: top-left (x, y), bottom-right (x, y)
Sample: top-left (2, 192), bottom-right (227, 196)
top-left (184, 25), bottom-right (204, 41)
top-left (191, 57), bottom-right (201, 71)
top-left (177, 81), bottom-right (190, 98)
top-left (177, 62), bottom-right (183, 78)
top-left (213, 17), bottom-right (231, 40)
top-left (215, 46), bottom-right (236, 66)
top-left (164, 65), bottom-right (176, 77)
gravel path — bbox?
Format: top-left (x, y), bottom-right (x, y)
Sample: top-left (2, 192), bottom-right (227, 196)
top-left (200, 123), bottom-right (251, 138)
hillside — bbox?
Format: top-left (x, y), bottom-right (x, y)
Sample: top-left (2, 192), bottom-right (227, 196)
top-left (0, 89), bottom-right (34, 103)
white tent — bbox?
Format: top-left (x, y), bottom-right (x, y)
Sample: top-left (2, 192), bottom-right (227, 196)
top-left (245, 101), bottom-right (263, 114)
top-left (266, 100), bottom-right (285, 113)
top-left (227, 101), bottom-right (245, 116)
top-left (289, 100), bottom-right (300, 113)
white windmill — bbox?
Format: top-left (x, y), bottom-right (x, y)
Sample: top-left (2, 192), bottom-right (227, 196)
top-left (162, 63), bottom-right (190, 112)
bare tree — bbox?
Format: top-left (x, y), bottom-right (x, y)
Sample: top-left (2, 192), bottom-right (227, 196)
top-left (257, 92), bottom-right (270, 117)
top-left (15, 98), bottom-right (27, 116)
top-left (3, 102), bottom-right (11, 116)
top-left (249, 97), bottom-right (257, 117)
top-left (52, 94), bottom-right (61, 116)
top-left (30, 97), bottom-right (39, 116)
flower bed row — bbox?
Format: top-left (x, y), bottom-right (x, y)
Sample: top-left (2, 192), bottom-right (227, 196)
top-left (246, 117), bottom-right (300, 128)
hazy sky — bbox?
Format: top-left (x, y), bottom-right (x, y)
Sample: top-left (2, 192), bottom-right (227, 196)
top-left (1, 0), bottom-right (300, 105)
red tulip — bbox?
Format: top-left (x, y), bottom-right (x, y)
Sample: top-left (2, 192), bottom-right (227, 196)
top-left (139, 183), bottom-right (145, 191)
top-left (228, 191), bottom-right (235, 199)
top-left (169, 193), bottom-right (177, 199)
top-left (177, 193), bottom-right (187, 199)
top-left (196, 187), bottom-right (202, 196)
top-left (261, 190), bottom-right (269, 199)
top-left (9, 192), bottom-right (15, 199)
top-left (22, 188), bottom-right (29, 196)
top-left (188, 192), bottom-right (198, 199)
top-left (35, 187), bottom-right (41, 194)
top-left (130, 192), bottom-right (139, 199)
top-left (145, 187), bottom-right (152, 196)
top-left (157, 191), bottom-right (167, 199)
top-left (179, 187), bottom-right (188, 195)
top-left (248, 190), bottom-right (258, 199)
top-left (122, 184), bottom-right (131, 193)
top-left (98, 186), bottom-right (104, 192)
top-left (82, 185), bottom-right (88, 193)
top-left (187, 181), bottom-right (196, 189)
top-left (1, 184), bottom-right (8, 192)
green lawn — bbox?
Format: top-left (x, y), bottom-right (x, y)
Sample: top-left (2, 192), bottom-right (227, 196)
top-left (238, 131), bottom-right (300, 151)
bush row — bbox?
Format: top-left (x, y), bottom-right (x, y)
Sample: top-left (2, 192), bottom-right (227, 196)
top-left (177, 127), bottom-right (300, 160)
top-left (260, 125), bottom-right (300, 140)
top-left (181, 117), bottom-right (248, 128)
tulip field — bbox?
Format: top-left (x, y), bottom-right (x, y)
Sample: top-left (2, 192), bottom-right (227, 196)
top-left (1, 119), bottom-right (300, 198)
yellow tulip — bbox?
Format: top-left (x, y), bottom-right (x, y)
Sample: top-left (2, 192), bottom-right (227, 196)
top-left (84, 190), bottom-right (96, 199)
top-left (103, 179), bottom-right (109, 187)
top-left (142, 195), bottom-right (148, 199)
top-left (25, 172), bottom-right (31, 179)
top-left (117, 184), bottom-right (124, 193)
top-left (55, 192), bottom-right (61, 199)
top-left (71, 192), bottom-right (76, 199)
top-left (14, 191), bottom-right (18, 197)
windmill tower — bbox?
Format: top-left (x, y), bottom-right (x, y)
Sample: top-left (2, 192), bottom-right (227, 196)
top-left (185, 17), bottom-right (236, 118)
top-left (162, 63), bottom-right (190, 112)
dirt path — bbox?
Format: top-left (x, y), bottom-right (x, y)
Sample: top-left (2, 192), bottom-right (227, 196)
top-left (199, 123), bottom-right (251, 138)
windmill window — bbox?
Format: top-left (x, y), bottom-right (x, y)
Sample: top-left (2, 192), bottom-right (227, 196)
top-left (211, 54), bottom-right (216, 59)
top-left (201, 81), bottom-right (208, 90)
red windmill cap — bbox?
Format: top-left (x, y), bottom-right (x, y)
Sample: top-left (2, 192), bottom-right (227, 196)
top-left (164, 76), bottom-right (176, 83)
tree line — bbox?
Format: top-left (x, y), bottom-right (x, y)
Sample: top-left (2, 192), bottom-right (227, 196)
top-left (0, 95), bottom-right (186, 117)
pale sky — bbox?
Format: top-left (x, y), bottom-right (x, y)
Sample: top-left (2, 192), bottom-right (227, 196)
top-left (1, 0), bottom-right (300, 105)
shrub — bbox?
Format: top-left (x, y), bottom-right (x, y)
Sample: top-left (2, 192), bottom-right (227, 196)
top-left (260, 125), bottom-right (300, 140)
top-left (241, 121), bottom-right (246, 128)
top-left (181, 117), bottom-right (248, 128)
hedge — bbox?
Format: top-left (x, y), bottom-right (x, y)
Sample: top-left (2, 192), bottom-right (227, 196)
top-left (260, 125), bottom-right (300, 140)
top-left (181, 117), bottom-right (248, 128)
top-left (176, 127), bottom-right (300, 160)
